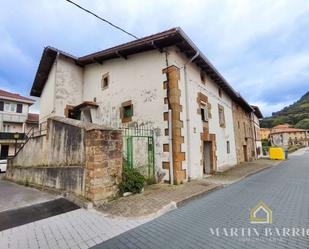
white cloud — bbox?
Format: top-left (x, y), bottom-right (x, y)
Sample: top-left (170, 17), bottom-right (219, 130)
top-left (0, 0), bottom-right (308, 117)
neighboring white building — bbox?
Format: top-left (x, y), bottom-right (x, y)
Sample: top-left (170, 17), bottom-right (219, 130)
top-left (30, 28), bottom-right (257, 183)
top-left (0, 89), bottom-right (39, 158)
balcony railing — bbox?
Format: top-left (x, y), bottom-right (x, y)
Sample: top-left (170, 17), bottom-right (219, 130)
top-left (0, 132), bottom-right (27, 140)
top-left (0, 112), bottom-right (27, 123)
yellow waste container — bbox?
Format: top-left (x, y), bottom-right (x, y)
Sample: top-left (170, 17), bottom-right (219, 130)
top-left (269, 147), bottom-right (285, 160)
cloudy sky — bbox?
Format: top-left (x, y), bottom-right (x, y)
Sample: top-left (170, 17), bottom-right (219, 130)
top-left (0, 0), bottom-right (308, 116)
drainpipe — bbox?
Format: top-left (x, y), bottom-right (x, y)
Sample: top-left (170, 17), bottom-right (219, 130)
top-left (168, 109), bottom-right (174, 185)
top-left (183, 51), bottom-right (199, 181)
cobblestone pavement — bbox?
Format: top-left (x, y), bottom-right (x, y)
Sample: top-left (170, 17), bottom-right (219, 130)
top-left (93, 148), bottom-right (309, 249)
top-left (0, 209), bottom-right (151, 249)
top-left (100, 180), bottom-right (220, 218)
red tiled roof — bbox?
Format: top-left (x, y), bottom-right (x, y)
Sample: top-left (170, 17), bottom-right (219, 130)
top-left (272, 124), bottom-right (290, 129)
top-left (30, 27), bottom-right (253, 112)
top-left (270, 124), bottom-right (307, 134)
top-left (0, 89), bottom-right (35, 103)
top-left (27, 113), bottom-right (39, 122)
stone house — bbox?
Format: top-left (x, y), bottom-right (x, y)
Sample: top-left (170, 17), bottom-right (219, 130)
top-left (270, 124), bottom-right (309, 148)
top-left (251, 105), bottom-right (263, 158)
top-left (232, 102), bottom-right (255, 164)
top-left (0, 89), bottom-right (39, 158)
top-left (30, 27), bottom-right (261, 184)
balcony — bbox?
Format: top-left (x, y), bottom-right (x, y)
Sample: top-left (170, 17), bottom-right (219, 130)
top-left (0, 132), bottom-right (27, 143)
top-left (0, 112), bottom-right (27, 123)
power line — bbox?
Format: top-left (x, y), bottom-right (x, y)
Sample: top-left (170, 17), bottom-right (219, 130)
top-left (65, 0), bottom-right (139, 39)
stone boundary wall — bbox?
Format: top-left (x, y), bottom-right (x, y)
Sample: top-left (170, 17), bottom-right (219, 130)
top-left (7, 117), bottom-right (123, 203)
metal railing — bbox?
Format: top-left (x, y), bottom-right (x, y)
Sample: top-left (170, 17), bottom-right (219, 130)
top-left (14, 121), bottom-right (47, 157)
top-left (0, 132), bottom-right (27, 140)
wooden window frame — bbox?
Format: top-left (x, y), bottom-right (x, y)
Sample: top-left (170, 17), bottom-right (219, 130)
top-left (121, 100), bottom-right (133, 123)
top-left (101, 73), bottom-right (109, 90)
top-left (201, 102), bottom-right (208, 122)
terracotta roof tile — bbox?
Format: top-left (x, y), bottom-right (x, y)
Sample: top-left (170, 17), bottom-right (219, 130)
top-left (27, 113), bottom-right (39, 122)
top-left (0, 89), bottom-right (35, 103)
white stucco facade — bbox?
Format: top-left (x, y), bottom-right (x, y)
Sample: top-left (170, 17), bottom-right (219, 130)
top-left (166, 48), bottom-right (237, 177)
top-left (37, 46), bottom-right (245, 181)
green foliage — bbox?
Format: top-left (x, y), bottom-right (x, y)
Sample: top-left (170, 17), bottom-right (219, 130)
top-left (260, 91), bottom-right (309, 129)
top-left (294, 118), bottom-right (309, 129)
top-left (119, 167), bottom-right (145, 194)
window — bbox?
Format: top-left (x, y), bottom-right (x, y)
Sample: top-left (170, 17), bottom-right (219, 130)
top-left (123, 105), bottom-right (133, 118)
top-left (227, 141), bottom-right (230, 154)
top-left (200, 71), bottom-right (206, 84)
top-left (10, 103), bottom-right (16, 112)
top-left (218, 88), bottom-right (222, 98)
top-left (101, 73), bottom-right (109, 89)
top-left (201, 103), bottom-right (208, 122)
top-left (16, 104), bottom-right (23, 113)
top-left (0, 101), bottom-right (3, 111)
top-left (218, 104), bottom-right (225, 127)
top-left (121, 100), bottom-right (133, 123)
top-left (4, 103), bottom-right (10, 112)
top-left (4, 102), bottom-right (16, 112)
top-left (3, 124), bottom-right (10, 132)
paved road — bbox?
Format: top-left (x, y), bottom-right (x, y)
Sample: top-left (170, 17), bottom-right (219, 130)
top-left (93, 148), bottom-right (309, 249)
top-left (0, 180), bottom-right (56, 212)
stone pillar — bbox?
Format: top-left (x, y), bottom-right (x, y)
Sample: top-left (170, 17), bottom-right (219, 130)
top-left (163, 65), bottom-right (186, 184)
top-left (85, 128), bottom-right (122, 203)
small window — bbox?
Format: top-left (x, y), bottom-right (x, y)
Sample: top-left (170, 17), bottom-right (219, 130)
top-left (200, 71), bottom-right (206, 84)
top-left (227, 141), bottom-right (230, 154)
top-left (218, 104), bottom-right (225, 127)
top-left (201, 103), bottom-right (208, 122)
top-left (0, 101), bottom-right (3, 111)
top-left (101, 73), bottom-right (109, 89)
top-left (121, 100), bottom-right (133, 123)
top-left (218, 88), bottom-right (222, 98)
top-left (123, 105), bottom-right (133, 118)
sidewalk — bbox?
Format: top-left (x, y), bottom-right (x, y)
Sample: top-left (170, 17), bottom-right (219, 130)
top-left (204, 158), bottom-right (281, 186)
top-left (99, 159), bottom-right (280, 218)
top-left (99, 181), bottom-right (221, 218)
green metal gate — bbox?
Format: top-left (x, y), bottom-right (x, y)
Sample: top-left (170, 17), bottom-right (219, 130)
top-left (122, 125), bottom-right (155, 179)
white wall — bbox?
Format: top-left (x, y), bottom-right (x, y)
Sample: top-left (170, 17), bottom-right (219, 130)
top-left (37, 46), bottom-right (240, 180)
top-left (39, 55), bottom-right (83, 122)
top-left (83, 50), bottom-right (168, 174)
top-left (40, 62), bottom-right (56, 122)
top-left (167, 47), bottom-right (237, 178)
top-left (54, 56), bottom-right (83, 117)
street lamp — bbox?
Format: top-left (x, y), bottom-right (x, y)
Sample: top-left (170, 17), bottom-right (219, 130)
top-left (14, 132), bottom-right (19, 155)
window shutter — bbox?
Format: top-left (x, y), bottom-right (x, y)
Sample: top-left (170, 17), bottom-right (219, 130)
top-left (0, 101), bottom-right (3, 111)
top-left (207, 103), bottom-right (212, 119)
top-left (16, 104), bottom-right (23, 113)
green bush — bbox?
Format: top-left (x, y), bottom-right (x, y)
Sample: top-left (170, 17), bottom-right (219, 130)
top-left (119, 167), bottom-right (145, 194)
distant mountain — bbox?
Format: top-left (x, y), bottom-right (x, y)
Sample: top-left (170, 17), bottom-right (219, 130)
top-left (260, 91), bottom-right (309, 129)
